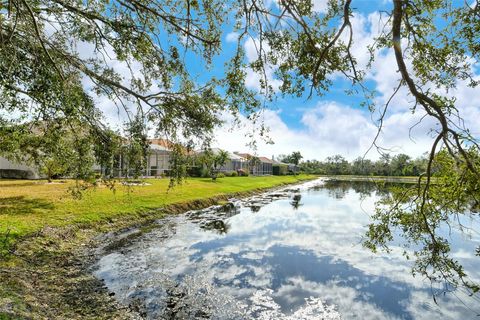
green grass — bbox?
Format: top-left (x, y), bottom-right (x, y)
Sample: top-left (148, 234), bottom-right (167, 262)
top-left (0, 175), bottom-right (315, 241)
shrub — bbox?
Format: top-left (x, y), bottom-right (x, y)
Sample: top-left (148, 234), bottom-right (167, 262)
top-left (187, 166), bottom-right (202, 177)
top-left (200, 167), bottom-right (210, 178)
top-left (162, 170), bottom-right (171, 177)
top-left (224, 171), bottom-right (237, 177)
top-left (237, 169), bottom-right (248, 176)
top-left (273, 165), bottom-right (288, 175)
top-left (217, 173), bottom-right (225, 178)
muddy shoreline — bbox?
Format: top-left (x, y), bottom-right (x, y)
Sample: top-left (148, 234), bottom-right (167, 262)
top-left (0, 179), bottom-right (319, 319)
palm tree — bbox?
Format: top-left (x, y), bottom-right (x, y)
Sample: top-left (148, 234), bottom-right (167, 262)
top-left (201, 149), bottom-right (230, 180)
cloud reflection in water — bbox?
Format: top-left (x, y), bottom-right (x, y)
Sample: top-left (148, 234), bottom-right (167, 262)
top-left (94, 180), bottom-right (479, 319)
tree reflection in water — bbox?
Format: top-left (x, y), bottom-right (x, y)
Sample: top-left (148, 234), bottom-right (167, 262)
top-left (290, 194), bottom-right (302, 210)
top-left (200, 220), bottom-right (231, 234)
top-left (315, 180), bottom-right (404, 199)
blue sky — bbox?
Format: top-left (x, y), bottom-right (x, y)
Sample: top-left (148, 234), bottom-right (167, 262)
top-left (89, 0), bottom-right (479, 161)
top-left (206, 1), bottom-right (480, 161)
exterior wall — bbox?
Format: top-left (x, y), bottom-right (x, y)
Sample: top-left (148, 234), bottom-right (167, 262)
top-left (259, 162), bottom-right (273, 175)
top-left (145, 150), bottom-right (170, 176)
top-left (288, 164), bottom-right (299, 174)
top-left (273, 164), bottom-right (288, 175)
top-left (251, 162), bottom-right (261, 176)
top-left (232, 159), bottom-right (246, 171)
top-left (1, 143), bottom-right (173, 179)
top-left (217, 159), bottom-right (246, 172)
top-left (109, 149), bottom-right (171, 177)
top-left (251, 162), bottom-right (272, 175)
top-left (0, 157), bottom-right (41, 179)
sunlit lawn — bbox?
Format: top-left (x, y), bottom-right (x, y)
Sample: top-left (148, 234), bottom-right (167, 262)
top-left (0, 175), bottom-right (314, 240)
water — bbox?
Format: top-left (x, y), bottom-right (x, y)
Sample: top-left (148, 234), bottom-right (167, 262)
top-left (94, 179), bottom-right (480, 319)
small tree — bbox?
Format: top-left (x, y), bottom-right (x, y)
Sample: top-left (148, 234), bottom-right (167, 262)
top-left (40, 157), bottom-right (68, 183)
top-left (37, 133), bottom-right (72, 182)
top-left (390, 154), bottom-right (412, 176)
top-left (93, 130), bottom-right (122, 178)
top-left (278, 151), bottom-right (303, 174)
top-left (290, 151), bottom-right (303, 166)
top-left (248, 156), bottom-right (261, 176)
top-left (9, 120), bottom-right (98, 183)
top-left (351, 157), bottom-right (374, 176)
top-left (290, 151), bottom-right (303, 175)
top-left (325, 155), bottom-right (350, 175)
top-left (211, 150), bottom-right (229, 180)
top-left (200, 149), bottom-right (229, 181)
top-left (124, 116), bottom-right (149, 179)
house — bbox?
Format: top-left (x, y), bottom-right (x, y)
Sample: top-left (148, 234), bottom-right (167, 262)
top-left (234, 152), bottom-right (273, 176)
top-left (107, 138), bottom-right (173, 177)
top-left (287, 163), bottom-right (300, 174)
top-left (0, 138), bottom-right (175, 179)
top-left (195, 148), bottom-right (248, 173)
top-left (225, 152), bottom-right (248, 172)
top-left (0, 156), bottom-right (41, 179)
top-left (212, 149), bottom-right (248, 173)
top-left (272, 159), bottom-right (289, 175)
top-left (1, 135), bottom-right (285, 179)
top-left (234, 152), bottom-right (255, 174)
top-left (257, 156), bottom-right (274, 175)
top-left (145, 139), bottom-right (172, 176)
top-left (272, 158), bottom-right (299, 175)
top-left (0, 122), bottom-right (187, 179)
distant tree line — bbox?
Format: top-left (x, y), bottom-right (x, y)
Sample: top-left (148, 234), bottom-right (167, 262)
top-left (299, 153), bottom-right (429, 177)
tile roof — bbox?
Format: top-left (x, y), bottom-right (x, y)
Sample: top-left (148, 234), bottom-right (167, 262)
top-left (234, 152), bottom-right (253, 159)
top-left (258, 156), bottom-right (274, 163)
top-left (148, 138), bottom-right (174, 149)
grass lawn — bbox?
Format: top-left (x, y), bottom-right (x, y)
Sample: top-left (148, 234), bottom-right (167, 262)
top-left (0, 175), bottom-right (315, 242)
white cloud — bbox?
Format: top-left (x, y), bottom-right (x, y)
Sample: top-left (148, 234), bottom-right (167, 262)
top-left (67, 6), bottom-right (478, 160)
top-left (301, 102), bottom-right (377, 155)
top-left (215, 9), bottom-right (480, 161)
top-left (214, 101), bottom-right (436, 160)
top-left (276, 278), bottom-right (397, 320)
top-left (74, 39), bottom-right (167, 132)
top-left (226, 32), bottom-right (239, 43)
top-left (312, 0), bottom-right (329, 13)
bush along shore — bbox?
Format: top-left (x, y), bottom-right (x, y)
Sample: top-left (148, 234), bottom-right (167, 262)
top-left (0, 175), bottom-right (316, 319)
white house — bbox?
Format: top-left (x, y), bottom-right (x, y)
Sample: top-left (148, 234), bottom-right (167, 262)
top-left (233, 152), bottom-right (274, 175)
top-left (1, 139), bottom-right (174, 179)
top-left (105, 138), bottom-right (173, 178)
top-left (196, 148), bottom-right (249, 173)
top-left (0, 157), bottom-right (41, 179)
top-left (145, 139), bottom-right (172, 176)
